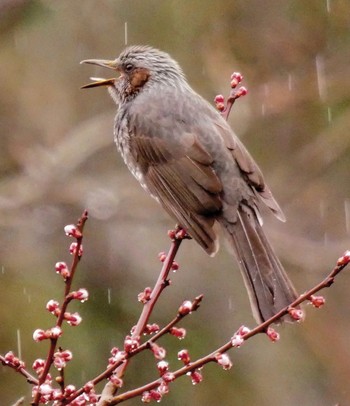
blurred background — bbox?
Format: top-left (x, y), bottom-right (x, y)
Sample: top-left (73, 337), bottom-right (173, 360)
top-left (1, 1), bottom-right (350, 404)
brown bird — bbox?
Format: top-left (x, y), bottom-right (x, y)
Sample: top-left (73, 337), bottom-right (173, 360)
top-left (81, 45), bottom-right (298, 323)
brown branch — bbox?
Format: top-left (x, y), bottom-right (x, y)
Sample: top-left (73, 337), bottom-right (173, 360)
top-left (97, 228), bottom-right (189, 405)
top-left (104, 253), bottom-right (350, 405)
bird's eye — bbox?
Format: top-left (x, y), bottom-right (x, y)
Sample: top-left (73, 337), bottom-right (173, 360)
top-left (125, 63), bottom-right (134, 72)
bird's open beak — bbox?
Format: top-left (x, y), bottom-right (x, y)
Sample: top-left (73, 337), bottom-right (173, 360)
top-left (80, 59), bottom-right (118, 89)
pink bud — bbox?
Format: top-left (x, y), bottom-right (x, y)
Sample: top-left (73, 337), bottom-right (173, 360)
top-left (150, 342), bottom-right (166, 360)
top-left (215, 353), bottom-right (233, 370)
top-left (64, 224), bottom-right (82, 239)
top-left (64, 312), bottom-right (82, 326)
top-left (124, 335), bottom-right (140, 352)
top-left (157, 360), bottom-right (169, 375)
top-left (33, 329), bottom-right (49, 342)
top-left (158, 381), bottom-right (170, 395)
top-left (109, 374), bottom-right (123, 387)
top-left (39, 383), bottom-right (53, 396)
top-left (169, 327), bottom-right (186, 339)
top-left (216, 102), bottom-right (225, 112)
top-left (162, 372), bottom-right (176, 383)
top-left (141, 391), bottom-right (152, 403)
top-left (46, 300), bottom-right (60, 314)
top-left (138, 287), bottom-right (152, 304)
top-left (167, 229), bottom-right (176, 239)
top-left (337, 250), bottom-right (350, 266)
top-left (150, 390), bottom-right (162, 402)
top-left (32, 358), bottom-right (45, 374)
top-left (266, 327), bottom-right (280, 342)
top-left (214, 94), bottom-right (225, 103)
top-left (178, 300), bottom-right (193, 316)
top-left (71, 288), bottom-right (89, 302)
top-left (158, 251), bottom-right (167, 262)
top-left (189, 369), bottom-right (203, 385)
top-left (177, 349), bottom-right (190, 365)
top-left (171, 261), bottom-right (179, 271)
top-left (288, 308), bottom-right (304, 321)
top-left (144, 323), bottom-right (160, 335)
top-left (55, 262), bottom-right (70, 280)
top-left (236, 86), bottom-right (248, 97)
top-left (83, 382), bottom-right (94, 393)
top-left (175, 228), bottom-right (187, 240)
top-left (237, 325), bottom-right (251, 336)
top-left (64, 384), bottom-right (76, 396)
top-left (69, 242), bottom-right (83, 257)
top-left (230, 72), bottom-right (243, 88)
top-left (50, 326), bottom-right (63, 338)
top-left (4, 351), bottom-right (25, 369)
top-left (309, 295), bottom-right (326, 308)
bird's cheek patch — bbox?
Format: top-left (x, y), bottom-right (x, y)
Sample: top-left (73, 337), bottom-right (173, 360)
top-left (130, 68), bottom-right (150, 89)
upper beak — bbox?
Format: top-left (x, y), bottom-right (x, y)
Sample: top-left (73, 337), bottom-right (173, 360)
top-left (80, 59), bottom-right (118, 89)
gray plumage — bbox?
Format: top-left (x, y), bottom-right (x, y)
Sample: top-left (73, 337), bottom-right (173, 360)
top-left (81, 45), bottom-right (298, 323)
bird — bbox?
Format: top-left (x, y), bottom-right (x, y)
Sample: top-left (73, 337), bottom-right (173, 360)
top-left (81, 45), bottom-right (298, 323)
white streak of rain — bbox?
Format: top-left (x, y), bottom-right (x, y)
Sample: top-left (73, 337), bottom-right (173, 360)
top-left (288, 73), bottom-right (293, 91)
top-left (17, 329), bottom-right (22, 360)
top-left (124, 22), bottom-right (128, 45)
top-left (108, 288), bottom-right (112, 304)
top-left (315, 54), bottom-right (327, 103)
top-left (326, 0), bottom-right (331, 13)
top-left (344, 199), bottom-right (350, 234)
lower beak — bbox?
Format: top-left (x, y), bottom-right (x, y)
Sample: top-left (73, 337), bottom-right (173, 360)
top-left (80, 59), bottom-right (118, 89)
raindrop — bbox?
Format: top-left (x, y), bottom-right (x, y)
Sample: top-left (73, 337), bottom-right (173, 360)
top-left (107, 288), bottom-right (112, 304)
top-left (326, 0), bottom-right (331, 13)
top-left (344, 199), bottom-right (350, 234)
top-left (315, 54), bottom-right (327, 102)
top-left (1, 265), bottom-right (4, 274)
top-left (261, 103), bottom-right (266, 116)
top-left (327, 106), bottom-right (332, 123)
top-left (124, 22), bottom-right (128, 45)
top-left (288, 73), bottom-right (293, 91)
top-left (17, 329), bottom-right (22, 360)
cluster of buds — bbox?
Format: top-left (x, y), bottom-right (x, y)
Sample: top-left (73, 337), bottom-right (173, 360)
top-left (168, 227), bottom-right (189, 241)
top-left (33, 326), bottom-right (62, 342)
top-left (231, 325), bottom-right (251, 348)
top-left (188, 369), bottom-right (203, 385)
top-left (53, 349), bottom-right (73, 370)
top-left (3, 351), bottom-right (25, 370)
top-left (142, 323), bottom-right (160, 335)
top-left (214, 72), bottom-right (247, 117)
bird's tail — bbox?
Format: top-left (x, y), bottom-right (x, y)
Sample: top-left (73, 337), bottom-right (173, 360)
top-left (219, 204), bottom-right (299, 323)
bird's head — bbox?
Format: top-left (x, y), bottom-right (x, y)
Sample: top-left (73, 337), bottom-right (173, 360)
top-left (81, 45), bottom-right (186, 103)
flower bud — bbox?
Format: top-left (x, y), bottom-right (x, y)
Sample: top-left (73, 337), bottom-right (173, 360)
top-left (215, 353), bottom-right (233, 370)
top-left (157, 360), bottom-right (169, 375)
top-left (150, 342), bottom-right (166, 360)
top-left (55, 262), bottom-right (70, 280)
top-left (309, 295), bottom-right (326, 308)
top-left (266, 327), bottom-right (280, 342)
top-left (69, 242), bottom-right (83, 257)
top-left (169, 327), bottom-right (186, 339)
top-left (288, 308), bottom-right (304, 321)
top-left (177, 349), bottom-right (190, 364)
top-left (138, 287), bottom-right (152, 304)
top-left (64, 224), bottom-right (82, 239)
top-left (189, 369), bottom-right (203, 385)
top-left (124, 335), bottom-right (140, 352)
top-left (178, 300), bottom-right (193, 316)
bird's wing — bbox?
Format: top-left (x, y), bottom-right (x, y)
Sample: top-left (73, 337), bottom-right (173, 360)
top-left (214, 119), bottom-right (286, 222)
top-left (127, 97), bottom-right (223, 255)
